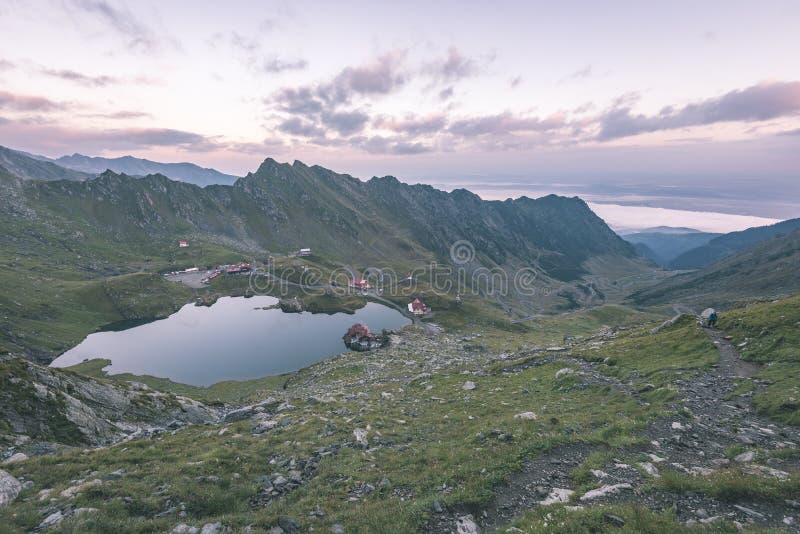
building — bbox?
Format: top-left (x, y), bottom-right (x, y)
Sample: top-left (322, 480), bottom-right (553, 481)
top-left (349, 278), bottom-right (371, 290)
top-left (343, 323), bottom-right (376, 351)
top-left (178, 241), bottom-right (189, 247)
top-left (298, 248), bottom-right (312, 257)
top-left (408, 298), bottom-right (428, 316)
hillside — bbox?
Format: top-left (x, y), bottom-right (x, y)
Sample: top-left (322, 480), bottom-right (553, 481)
top-left (1, 292), bottom-right (798, 532)
top-left (623, 230), bottom-right (720, 266)
top-left (0, 156), bottom-right (644, 359)
top-left (0, 146), bottom-right (90, 182)
top-left (669, 217), bottom-right (800, 269)
top-left (630, 228), bottom-right (800, 307)
top-left (55, 153), bottom-right (239, 186)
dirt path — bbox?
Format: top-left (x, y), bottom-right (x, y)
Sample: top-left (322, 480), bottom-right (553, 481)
top-left (424, 327), bottom-right (800, 533)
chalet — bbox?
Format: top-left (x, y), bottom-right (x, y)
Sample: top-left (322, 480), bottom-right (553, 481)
top-left (408, 298), bottom-right (428, 316)
top-left (343, 323), bottom-right (377, 351)
top-left (178, 241), bottom-right (189, 248)
top-left (349, 278), bottom-right (371, 290)
top-left (298, 248), bottom-right (312, 257)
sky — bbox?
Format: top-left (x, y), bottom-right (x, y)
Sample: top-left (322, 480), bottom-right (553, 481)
top-left (1, 0), bottom-right (799, 231)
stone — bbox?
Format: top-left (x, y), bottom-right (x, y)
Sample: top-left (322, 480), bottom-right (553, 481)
top-left (433, 499), bottom-right (443, 513)
top-left (590, 469), bottom-right (609, 479)
top-left (171, 525), bottom-right (199, 534)
top-left (604, 514), bottom-right (625, 527)
top-left (0, 470), bottom-right (22, 508)
top-left (60, 478), bottom-right (101, 498)
top-left (462, 381), bottom-right (476, 391)
top-left (639, 462), bottom-right (660, 478)
top-left (456, 514), bottom-right (480, 534)
top-left (2, 453), bottom-right (28, 465)
top-left (539, 488), bottom-right (574, 505)
top-left (733, 451), bottom-right (754, 463)
top-left (267, 528), bottom-right (284, 534)
top-left (353, 428), bottom-right (368, 447)
top-left (580, 484), bottom-right (632, 501)
top-left (106, 468), bottom-right (126, 479)
top-left (201, 522), bottom-right (223, 534)
top-left (330, 525), bottom-right (346, 534)
top-left (39, 510), bottom-right (64, 529)
top-left (733, 505), bottom-right (765, 519)
top-left (555, 368), bottom-right (575, 379)
top-left (513, 412), bottom-right (537, 420)
top-left (252, 420), bottom-right (279, 434)
top-left (671, 421), bottom-right (686, 431)
top-left (278, 516), bottom-right (300, 534)
top-left (75, 507), bottom-right (99, 516)
top-left (783, 517), bottom-right (795, 526)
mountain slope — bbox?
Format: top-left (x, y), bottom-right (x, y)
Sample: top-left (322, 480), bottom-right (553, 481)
top-left (669, 217), bottom-right (800, 269)
top-left (630, 228), bottom-right (800, 306)
top-left (0, 145), bottom-right (91, 182)
top-left (56, 153), bottom-right (239, 186)
top-left (623, 230), bottom-right (720, 266)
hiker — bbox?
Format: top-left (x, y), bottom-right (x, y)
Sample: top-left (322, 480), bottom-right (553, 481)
top-left (707, 311), bottom-right (718, 328)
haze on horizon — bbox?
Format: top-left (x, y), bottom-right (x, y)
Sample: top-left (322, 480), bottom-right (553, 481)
top-left (1, 0), bottom-right (799, 230)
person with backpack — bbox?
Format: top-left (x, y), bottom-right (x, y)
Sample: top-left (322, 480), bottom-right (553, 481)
top-left (708, 311), bottom-right (718, 328)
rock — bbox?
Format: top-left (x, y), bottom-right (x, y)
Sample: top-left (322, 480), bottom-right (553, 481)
top-left (555, 368), bottom-right (575, 379)
top-left (278, 516), bottom-right (300, 534)
top-left (742, 464), bottom-right (790, 480)
top-left (733, 505), bottom-right (765, 519)
top-left (330, 525), bottom-right (346, 534)
top-left (580, 484), bottom-right (632, 501)
top-left (201, 522), bottom-right (223, 534)
top-left (646, 453), bottom-right (666, 463)
top-left (60, 478), bottom-right (102, 498)
top-left (456, 514), bottom-right (480, 534)
top-left (539, 488), bottom-right (574, 505)
top-left (75, 507), bottom-right (99, 516)
top-left (106, 468), bottom-right (126, 479)
top-left (604, 514), bottom-right (625, 527)
top-left (171, 525), bottom-right (199, 534)
top-left (590, 469), bottom-right (609, 479)
top-left (0, 469), bottom-right (22, 507)
top-left (253, 420), bottom-right (279, 434)
top-left (671, 421), bottom-right (686, 431)
top-left (639, 462), bottom-right (660, 478)
top-left (462, 381), bottom-right (476, 391)
top-left (433, 499), bottom-right (443, 513)
top-left (353, 428), bottom-right (368, 448)
top-left (267, 528), bottom-right (284, 534)
top-left (39, 510), bottom-right (65, 529)
top-left (784, 517), bottom-right (795, 526)
top-left (2, 453), bottom-right (28, 465)
top-left (513, 412), bottom-right (537, 420)
top-left (733, 451), bottom-right (754, 463)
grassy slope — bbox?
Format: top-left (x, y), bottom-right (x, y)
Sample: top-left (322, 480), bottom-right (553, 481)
top-left (720, 294), bottom-right (800, 425)
top-left (0, 312), bottom-right (725, 533)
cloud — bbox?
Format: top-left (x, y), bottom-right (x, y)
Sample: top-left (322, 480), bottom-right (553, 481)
top-left (0, 59), bottom-right (14, 71)
top-left (509, 76), bottom-right (522, 88)
top-left (424, 47), bottom-right (480, 82)
top-left (438, 87), bottom-right (454, 100)
top-left (321, 50), bottom-right (407, 104)
top-left (598, 80), bottom-right (800, 140)
top-left (70, 0), bottom-right (164, 53)
top-left (262, 57), bottom-right (308, 73)
top-left (81, 110), bottom-right (152, 120)
top-left (0, 90), bottom-right (64, 112)
top-left (376, 114), bottom-right (447, 135)
top-left (273, 86), bottom-right (324, 116)
top-left (353, 135), bottom-right (433, 155)
top-left (321, 110), bottom-right (369, 136)
top-left (559, 65), bottom-right (593, 84)
top-left (277, 117), bottom-right (326, 137)
top-left (39, 67), bottom-right (119, 87)
top-left (448, 112), bottom-right (566, 137)
top-left (777, 128), bottom-right (800, 136)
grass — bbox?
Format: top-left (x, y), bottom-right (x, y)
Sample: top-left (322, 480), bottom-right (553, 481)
top-left (720, 294), bottom-right (800, 425)
top-left (654, 467), bottom-right (800, 503)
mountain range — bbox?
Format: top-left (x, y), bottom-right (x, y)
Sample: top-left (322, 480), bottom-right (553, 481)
top-left (55, 153), bottom-right (239, 186)
top-left (622, 229), bottom-right (721, 266)
top-left (668, 217), bottom-right (800, 269)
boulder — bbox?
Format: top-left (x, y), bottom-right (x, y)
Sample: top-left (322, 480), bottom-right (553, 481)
top-left (0, 470), bottom-right (22, 508)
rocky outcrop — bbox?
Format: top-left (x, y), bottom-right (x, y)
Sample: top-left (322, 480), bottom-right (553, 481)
top-left (0, 469), bottom-right (21, 507)
top-left (0, 356), bottom-right (218, 450)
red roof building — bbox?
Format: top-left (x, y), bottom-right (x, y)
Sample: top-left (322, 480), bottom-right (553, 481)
top-left (408, 298), bottom-right (428, 316)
